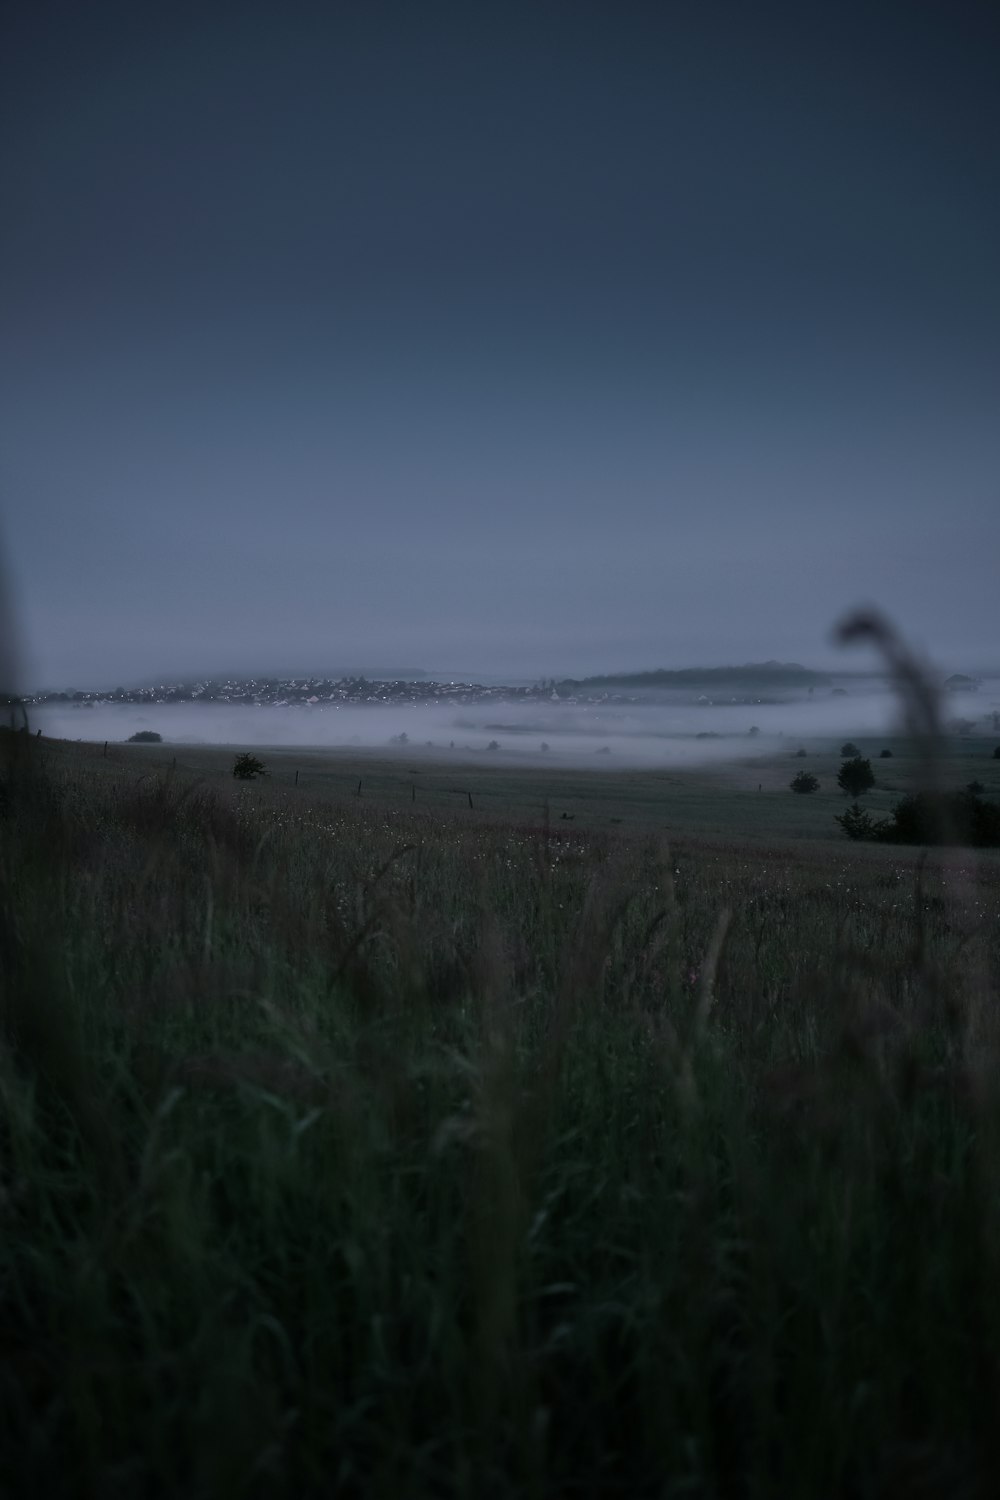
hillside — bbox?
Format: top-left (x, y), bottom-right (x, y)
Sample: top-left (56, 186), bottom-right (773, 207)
top-left (558, 661), bottom-right (832, 693)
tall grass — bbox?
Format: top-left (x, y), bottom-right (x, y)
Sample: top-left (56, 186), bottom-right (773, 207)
top-left (1, 729), bottom-right (999, 1497)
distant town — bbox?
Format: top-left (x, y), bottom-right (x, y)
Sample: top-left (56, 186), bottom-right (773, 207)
top-left (24, 675), bottom-right (643, 710)
top-left (20, 664), bottom-right (988, 715)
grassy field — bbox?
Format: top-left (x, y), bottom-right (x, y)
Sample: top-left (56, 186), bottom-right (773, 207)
top-left (94, 731), bottom-right (1000, 842)
top-left (2, 731), bottom-right (1000, 1497)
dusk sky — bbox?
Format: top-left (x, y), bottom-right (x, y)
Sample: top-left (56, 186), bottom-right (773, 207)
top-left (2, 0), bottom-right (998, 689)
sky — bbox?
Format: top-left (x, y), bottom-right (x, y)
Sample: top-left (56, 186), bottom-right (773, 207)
top-left (2, 0), bottom-right (998, 690)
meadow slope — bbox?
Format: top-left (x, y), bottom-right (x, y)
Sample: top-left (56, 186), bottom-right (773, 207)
top-left (2, 733), bottom-right (999, 1497)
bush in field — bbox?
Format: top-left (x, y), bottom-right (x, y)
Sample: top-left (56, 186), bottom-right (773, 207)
top-left (793, 747), bottom-right (807, 757)
top-left (840, 742), bottom-right (860, 757)
top-left (960, 790), bottom-right (1000, 844)
top-left (834, 801), bottom-right (886, 841)
top-left (994, 746), bottom-right (1000, 759)
top-left (879, 748), bottom-right (893, 758)
top-left (837, 757), bottom-right (875, 797)
top-left (877, 794), bottom-right (929, 845)
top-left (127, 730), bottom-right (162, 744)
top-left (834, 787), bottom-right (1000, 847)
top-left (883, 789), bottom-right (1000, 847)
top-left (790, 772), bottom-right (820, 794)
top-left (232, 752), bottom-right (267, 781)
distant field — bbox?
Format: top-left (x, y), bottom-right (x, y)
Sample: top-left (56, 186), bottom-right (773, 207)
top-left (55, 731), bottom-right (1000, 847)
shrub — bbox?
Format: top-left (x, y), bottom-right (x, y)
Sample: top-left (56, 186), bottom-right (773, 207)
top-left (127, 730), bottom-right (162, 744)
top-left (967, 781), bottom-right (985, 796)
top-left (793, 748), bottom-right (807, 758)
top-left (846, 789), bottom-right (1000, 848)
top-left (882, 792), bottom-right (938, 845)
top-left (879, 748), bottom-right (893, 758)
top-left (959, 790), bottom-right (1000, 845)
top-left (790, 772), bottom-right (819, 794)
top-left (233, 753), bottom-right (268, 781)
top-left (487, 740), bottom-right (500, 751)
top-left (834, 801), bottom-right (886, 841)
top-left (840, 742), bottom-right (860, 758)
top-left (994, 746), bottom-right (1000, 759)
top-left (837, 757), bottom-right (875, 798)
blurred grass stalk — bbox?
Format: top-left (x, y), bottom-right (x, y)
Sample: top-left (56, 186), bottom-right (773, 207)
top-left (836, 606), bottom-right (995, 1090)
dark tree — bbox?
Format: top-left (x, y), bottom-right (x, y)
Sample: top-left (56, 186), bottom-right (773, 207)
top-left (837, 757), bottom-right (875, 798)
top-left (879, 748), bottom-right (893, 758)
top-left (233, 753), bottom-right (268, 780)
top-left (128, 730), bottom-right (162, 744)
top-left (835, 802), bottom-right (884, 841)
top-left (879, 790), bottom-right (1000, 848)
top-left (840, 742), bottom-right (860, 758)
top-left (793, 747), bottom-right (807, 757)
top-left (790, 771), bottom-right (820, 794)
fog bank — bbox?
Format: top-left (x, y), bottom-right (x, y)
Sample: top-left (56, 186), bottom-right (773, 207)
top-left (32, 683), bottom-right (997, 769)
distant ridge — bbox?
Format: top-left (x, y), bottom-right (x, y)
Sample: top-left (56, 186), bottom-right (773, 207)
top-left (328, 667), bottom-right (429, 681)
top-left (559, 661), bottom-right (831, 691)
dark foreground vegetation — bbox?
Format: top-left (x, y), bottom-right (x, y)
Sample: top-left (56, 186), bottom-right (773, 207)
top-left (2, 735), bottom-right (1000, 1498)
top-left (837, 788), bottom-right (1000, 848)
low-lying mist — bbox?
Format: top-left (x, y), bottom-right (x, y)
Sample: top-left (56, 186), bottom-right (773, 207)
top-left (32, 682), bottom-right (997, 769)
